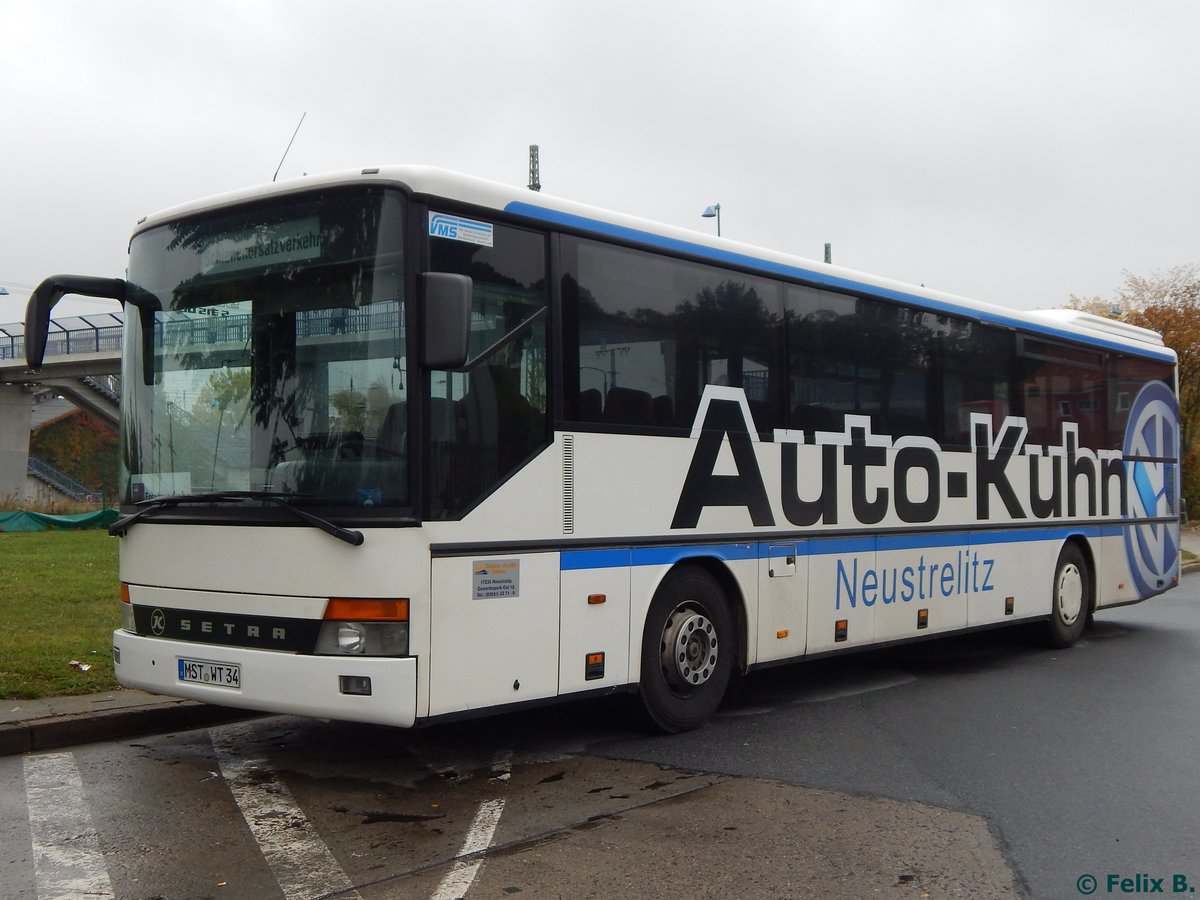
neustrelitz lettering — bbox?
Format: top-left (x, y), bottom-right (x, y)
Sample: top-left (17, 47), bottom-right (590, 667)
top-left (835, 551), bottom-right (995, 610)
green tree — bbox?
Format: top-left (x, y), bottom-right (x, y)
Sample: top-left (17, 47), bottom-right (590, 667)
top-left (1069, 264), bottom-right (1200, 511)
top-left (192, 368), bottom-right (252, 423)
top-left (330, 389), bottom-right (368, 433)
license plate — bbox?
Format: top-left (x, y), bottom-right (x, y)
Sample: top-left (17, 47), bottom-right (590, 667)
top-left (178, 657), bottom-right (241, 689)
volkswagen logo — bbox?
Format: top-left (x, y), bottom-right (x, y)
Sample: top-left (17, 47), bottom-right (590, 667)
top-left (1123, 381), bottom-right (1180, 596)
top-left (150, 608), bottom-right (167, 636)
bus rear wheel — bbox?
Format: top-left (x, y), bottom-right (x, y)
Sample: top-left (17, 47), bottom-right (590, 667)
top-left (1047, 543), bottom-right (1090, 648)
top-left (638, 567), bottom-right (735, 733)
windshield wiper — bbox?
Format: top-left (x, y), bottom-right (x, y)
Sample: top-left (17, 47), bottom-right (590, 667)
top-left (109, 491), bottom-right (367, 546)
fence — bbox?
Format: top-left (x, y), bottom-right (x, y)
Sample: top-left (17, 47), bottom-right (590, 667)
top-left (0, 313), bottom-right (125, 362)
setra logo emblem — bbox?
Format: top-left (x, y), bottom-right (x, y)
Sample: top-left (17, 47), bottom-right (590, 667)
top-left (150, 608), bottom-right (167, 636)
top-left (1122, 381), bottom-right (1180, 596)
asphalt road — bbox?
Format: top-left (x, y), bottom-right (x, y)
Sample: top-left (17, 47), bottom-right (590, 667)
top-left (600, 581), bottom-right (1200, 898)
top-left (3, 580), bottom-right (1197, 899)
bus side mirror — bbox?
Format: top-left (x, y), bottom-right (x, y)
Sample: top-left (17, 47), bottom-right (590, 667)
top-left (422, 272), bottom-right (472, 370)
top-left (25, 275), bottom-right (128, 369)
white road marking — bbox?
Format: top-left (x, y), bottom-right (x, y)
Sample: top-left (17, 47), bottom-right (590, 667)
top-left (430, 799), bottom-right (505, 900)
top-left (211, 723), bottom-right (361, 900)
top-left (23, 752), bottom-right (115, 900)
top-left (430, 751), bottom-right (511, 900)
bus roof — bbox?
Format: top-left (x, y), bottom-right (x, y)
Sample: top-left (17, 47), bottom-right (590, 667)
top-left (134, 165), bottom-right (1172, 361)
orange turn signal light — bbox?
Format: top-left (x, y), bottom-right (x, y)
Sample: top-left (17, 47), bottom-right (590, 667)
top-left (324, 598), bottom-right (409, 621)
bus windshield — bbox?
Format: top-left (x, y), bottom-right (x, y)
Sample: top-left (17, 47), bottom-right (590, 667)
top-left (119, 187), bottom-right (410, 511)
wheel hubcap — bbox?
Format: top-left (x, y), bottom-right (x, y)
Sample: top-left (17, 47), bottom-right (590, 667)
top-left (660, 606), bottom-right (719, 689)
top-left (1057, 563), bottom-right (1084, 625)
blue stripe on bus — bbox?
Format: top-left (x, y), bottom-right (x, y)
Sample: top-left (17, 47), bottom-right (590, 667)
top-left (504, 201), bottom-right (1175, 364)
top-left (875, 525), bottom-right (1121, 551)
top-left (560, 543), bottom-right (758, 571)
top-left (558, 526), bottom-right (1125, 571)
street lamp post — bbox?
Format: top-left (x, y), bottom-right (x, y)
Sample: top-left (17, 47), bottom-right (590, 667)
top-left (701, 203), bottom-right (721, 236)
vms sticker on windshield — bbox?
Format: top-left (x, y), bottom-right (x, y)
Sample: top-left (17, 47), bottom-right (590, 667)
top-left (429, 212), bottom-right (494, 247)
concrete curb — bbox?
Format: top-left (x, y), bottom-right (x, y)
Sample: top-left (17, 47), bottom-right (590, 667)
top-left (0, 701), bottom-right (256, 757)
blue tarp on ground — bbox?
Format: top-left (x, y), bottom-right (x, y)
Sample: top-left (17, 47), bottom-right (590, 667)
top-left (0, 509), bottom-right (119, 532)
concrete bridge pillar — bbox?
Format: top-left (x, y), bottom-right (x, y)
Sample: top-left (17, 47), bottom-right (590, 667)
top-left (0, 384), bottom-right (33, 503)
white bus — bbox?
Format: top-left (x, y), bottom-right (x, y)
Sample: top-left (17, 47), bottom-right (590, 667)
top-left (26, 166), bottom-right (1181, 732)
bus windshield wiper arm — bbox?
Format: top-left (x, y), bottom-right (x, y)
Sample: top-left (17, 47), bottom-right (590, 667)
top-left (109, 491), bottom-right (366, 546)
top-left (108, 494), bottom-right (196, 536)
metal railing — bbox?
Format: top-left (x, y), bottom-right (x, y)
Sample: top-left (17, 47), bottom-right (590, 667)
top-left (80, 375), bottom-right (121, 404)
top-left (43, 325), bottom-right (124, 358)
top-left (0, 332), bottom-right (20, 361)
top-left (27, 455), bottom-right (101, 502)
top-left (0, 313), bottom-right (126, 362)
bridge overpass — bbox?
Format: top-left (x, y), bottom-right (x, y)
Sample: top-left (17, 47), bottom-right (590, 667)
top-left (0, 313), bottom-right (123, 502)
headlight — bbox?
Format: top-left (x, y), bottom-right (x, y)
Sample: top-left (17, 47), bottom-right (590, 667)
top-left (337, 622), bottom-right (365, 653)
top-left (314, 621), bottom-right (408, 656)
top-left (315, 598), bottom-right (409, 656)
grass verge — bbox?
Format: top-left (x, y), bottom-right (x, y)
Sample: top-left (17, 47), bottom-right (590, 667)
top-left (0, 530), bottom-right (120, 699)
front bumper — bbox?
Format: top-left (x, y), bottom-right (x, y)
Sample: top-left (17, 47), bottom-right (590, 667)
top-left (112, 629), bottom-right (418, 727)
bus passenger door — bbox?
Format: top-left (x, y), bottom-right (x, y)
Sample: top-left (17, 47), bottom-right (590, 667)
top-left (756, 543), bottom-right (808, 664)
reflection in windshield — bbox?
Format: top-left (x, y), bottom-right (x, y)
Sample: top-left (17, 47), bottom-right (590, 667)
top-left (119, 188), bottom-right (410, 511)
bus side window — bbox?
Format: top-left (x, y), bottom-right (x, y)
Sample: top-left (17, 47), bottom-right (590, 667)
top-left (1018, 338), bottom-right (1105, 449)
top-left (1109, 356), bottom-right (1174, 448)
top-left (562, 236), bottom-right (782, 433)
top-left (939, 320), bottom-right (1014, 448)
top-left (603, 386), bottom-right (655, 426)
top-left (578, 388), bottom-right (603, 421)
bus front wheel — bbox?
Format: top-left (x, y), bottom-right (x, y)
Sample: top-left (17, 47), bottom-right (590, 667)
top-left (638, 566), bottom-right (735, 733)
top-left (1047, 543), bottom-right (1090, 648)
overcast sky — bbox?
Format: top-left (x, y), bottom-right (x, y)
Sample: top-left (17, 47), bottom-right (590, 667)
top-left (3, 0), bottom-right (1198, 323)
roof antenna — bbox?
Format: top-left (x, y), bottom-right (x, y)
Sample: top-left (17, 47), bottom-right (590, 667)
top-left (273, 112), bottom-right (307, 182)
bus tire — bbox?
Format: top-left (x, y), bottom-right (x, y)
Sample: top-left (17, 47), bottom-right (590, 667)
top-left (1047, 542), bottom-right (1090, 648)
top-left (638, 566), bottom-right (735, 733)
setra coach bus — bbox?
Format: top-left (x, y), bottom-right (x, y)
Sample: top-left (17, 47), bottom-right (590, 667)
top-left (25, 166), bottom-right (1180, 732)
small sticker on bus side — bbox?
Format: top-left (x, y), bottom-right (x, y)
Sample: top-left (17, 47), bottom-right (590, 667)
top-left (473, 559), bottom-right (520, 600)
top-left (429, 212), bottom-right (494, 247)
